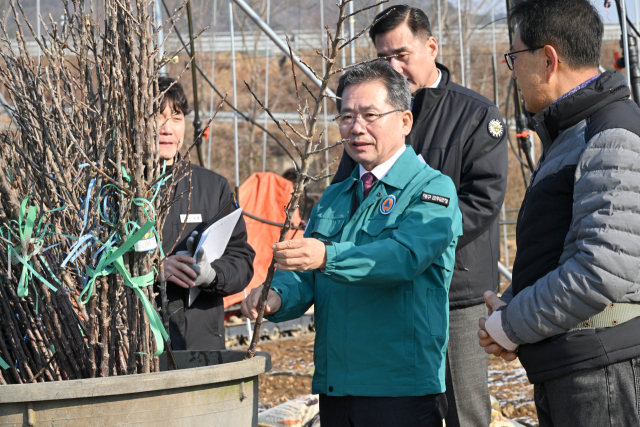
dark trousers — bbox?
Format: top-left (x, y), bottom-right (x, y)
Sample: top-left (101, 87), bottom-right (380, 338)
top-left (445, 303), bottom-right (492, 427)
top-left (319, 394), bottom-right (443, 427)
top-left (534, 356), bottom-right (640, 427)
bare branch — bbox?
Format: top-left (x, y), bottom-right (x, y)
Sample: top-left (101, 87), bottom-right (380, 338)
top-left (343, 0), bottom-right (389, 20)
top-left (298, 58), bottom-right (321, 81)
top-left (338, 7), bottom-right (394, 50)
top-left (285, 34), bottom-right (302, 112)
top-left (313, 127), bottom-right (327, 151)
top-left (301, 82), bottom-right (317, 102)
top-left (151, 0), bottom-right (189, 39)
top-left (309, 139), bottom-right (347, 156)
top-left (331, 55), bottom-right (396, 75)
top-left (243, 80), bottom-right (302, 166)
top-left (282, 119), bottom-right (310, 144)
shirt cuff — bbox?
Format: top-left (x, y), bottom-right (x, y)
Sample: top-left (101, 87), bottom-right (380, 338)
top-left (485, 310), bottom-right (519, 351)
top-left (322, 243), bottom-right (338, 276)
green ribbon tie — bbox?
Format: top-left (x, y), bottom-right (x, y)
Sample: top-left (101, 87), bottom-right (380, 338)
top-left (84, 221), bottom-right (168, 355)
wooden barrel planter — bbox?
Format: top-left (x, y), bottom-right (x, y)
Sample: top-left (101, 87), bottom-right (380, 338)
top-left (0, 350), bottom-right (271, 426)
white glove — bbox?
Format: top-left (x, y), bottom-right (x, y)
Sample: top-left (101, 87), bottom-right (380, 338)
top-left (185, 231), bottom-right (217, 287)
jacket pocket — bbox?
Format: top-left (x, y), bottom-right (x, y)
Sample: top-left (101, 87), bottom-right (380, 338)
top-left (403, 290), bottom-right (415, 359)
top-left (362, 213), bottom-right (402, 237)
top-left (427, 288), bottom-right (447, 336)
top-left (308, 216), bottom-right (346, 240)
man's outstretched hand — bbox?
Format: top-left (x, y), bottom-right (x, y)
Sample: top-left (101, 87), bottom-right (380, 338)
top-left (273, 238), bottom-right (327, 271)
top-left (241, 284), bottom-right (282, 320)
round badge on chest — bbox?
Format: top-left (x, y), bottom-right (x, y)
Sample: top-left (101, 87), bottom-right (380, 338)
top-left (380, 195), bottom-right (396, 215)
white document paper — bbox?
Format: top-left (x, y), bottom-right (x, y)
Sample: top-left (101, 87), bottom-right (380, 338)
top-left (189, 207), bottom-right (244, 306)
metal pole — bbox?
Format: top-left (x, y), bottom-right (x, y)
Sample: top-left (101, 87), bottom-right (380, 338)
top-left (457, 0), bottom-right (465, 86)
top-left (498, 261), bottom-right (512, 282)
top-left (36, 0), bottom-right (40, 62)
top-left (321, 0), bottom-right (330, 187)
top-left (349, 1), bottom-right (356, 65)
top-left (229, 0), bottom-right (240, 196)
top-left (156, 0), bottom-right (166, 74)
top-left (186, 0), bottom-right (205, 166)
top-left (437, 0), bottom-right (443, 64)
top-left (207, 0), bottom-right (218, 169)
top-left (501, 204), bottom-right (509, 267)
top-left (231, 0), bottom-right (336, 99)
top-left (465, 34), bottom-right (470, 88)
top-left (243, 289), bottom-right (253, 342)
top-left (262, 0), bottom-right (271, 173)
top-left (0, 91), bottom-right (13, 115)
top-left (341, 22), bottom-right (347, 69)
top-left (506, 0), bottom-right (536, 172)
top-left (636, 0), bottom-right (639, 30)
top-left (491, 0), bottom-right (499, 108)
top-left (622, 0), bottom-right (633, 89)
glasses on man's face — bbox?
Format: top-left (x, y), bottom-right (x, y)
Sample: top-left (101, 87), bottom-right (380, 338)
top-left (334, 109), bottom-right (403, 128)
top-left (503, 46), bottom-right (544, 71)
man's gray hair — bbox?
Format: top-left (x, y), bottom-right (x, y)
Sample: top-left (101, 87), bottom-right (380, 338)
top-left (335, 61), bottom-right (411, 112)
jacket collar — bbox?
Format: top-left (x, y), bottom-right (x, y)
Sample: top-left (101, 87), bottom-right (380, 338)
top-left (380, 145), bottom-right (419, 190)
top-left (411, 63), bottom-right (450, 125)
top-left (532, 70), bottom-right (630, 151)
top-left (343, 164), bottom-right (360, 193)
top-left (344, 145), bottom-right (419, 193)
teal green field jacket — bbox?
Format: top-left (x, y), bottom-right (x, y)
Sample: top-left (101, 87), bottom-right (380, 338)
top-left (266, 147), bottom-right (463, 397)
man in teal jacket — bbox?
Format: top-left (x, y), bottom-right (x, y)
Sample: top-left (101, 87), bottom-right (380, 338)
top-left (242, 61), bottom-right (462, 427)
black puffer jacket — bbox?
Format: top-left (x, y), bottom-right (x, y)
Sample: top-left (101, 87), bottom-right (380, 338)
top-left (332, 64), bottom-right (508, 308)
top-left (156, 164), bottom-right (255, 350)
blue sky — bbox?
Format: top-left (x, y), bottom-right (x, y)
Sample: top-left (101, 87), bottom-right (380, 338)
top-left (594, 0), bottom-right (640, 24)
top-left (484, 0), bottom-right (640, 25)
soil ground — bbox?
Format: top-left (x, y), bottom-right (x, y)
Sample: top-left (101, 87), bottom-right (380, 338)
top-left (257, 334), bottom-right (538, 426)
top-left (256, 335), bottom-right (315, 409)
top-left (489, 356), bottom-right (537, 426)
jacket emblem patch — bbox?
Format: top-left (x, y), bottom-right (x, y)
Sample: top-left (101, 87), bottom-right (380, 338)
top-left (421, 192), bottom-right (450, 207)
top-left (488, 119), bottom-right (504, 139)
top-left (380, 195), bottom-right (396, 215)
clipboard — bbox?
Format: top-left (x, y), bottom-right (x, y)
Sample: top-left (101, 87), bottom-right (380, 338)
top-left (189, 197), bottom-right (238, 255)
top-left (186, 200), bottom-right (243, 307)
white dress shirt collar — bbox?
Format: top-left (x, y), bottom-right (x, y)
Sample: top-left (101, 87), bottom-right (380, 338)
top-left (430, 68), bottom-right (442, 89)
top-left (359, 145), bottom-right (407, 181)
top-left (410, 69), bottom-right (441, 110)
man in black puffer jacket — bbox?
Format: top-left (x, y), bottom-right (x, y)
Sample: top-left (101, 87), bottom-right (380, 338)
top-left (479, 1), bottom-right (640, 425)
top-left (331, 6), bottom-right (508, 426)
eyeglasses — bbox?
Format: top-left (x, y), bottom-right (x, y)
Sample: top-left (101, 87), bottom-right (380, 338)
top-left (503, 46), bottom-right (544, 71)
top-left (334, 109), bottom-right (403, 127)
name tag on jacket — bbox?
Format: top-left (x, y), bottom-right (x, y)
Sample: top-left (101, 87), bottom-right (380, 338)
top-left (180, 214), bottom-right (203, 223)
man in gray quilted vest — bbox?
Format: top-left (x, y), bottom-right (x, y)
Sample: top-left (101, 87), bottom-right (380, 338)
top-left (478, 0), bottom-right (640, 425)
